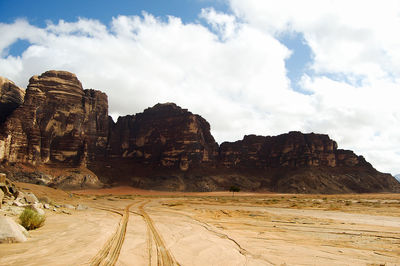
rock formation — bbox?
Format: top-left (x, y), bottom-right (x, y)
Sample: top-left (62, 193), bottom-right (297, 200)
top-left (92, 105), bottom-right (399, 193)
top-left (107, 103), bottom-right (218, 169)
top-left (0, 71), bottom-right (105, 188)
top-left (219, 132), bottom-right (365, 169)
top-left (90, 103), bottom-right (219, 189)
top-left (0, 77), bottom-right (25, 125)
top-left (218, 133), bottom-right (399, 193)
top-left (0, 71), bottom-right (107, 167)
top-left (0, 71), bottom-right (399, 193)
top-left (0, 216), bottom-right (29, 243)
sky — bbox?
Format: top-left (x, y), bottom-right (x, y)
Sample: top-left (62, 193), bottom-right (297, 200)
top-left (0, 0), bottom-right (400, 175)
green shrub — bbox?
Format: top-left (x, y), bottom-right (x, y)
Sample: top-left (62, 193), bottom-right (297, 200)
top-left (19, 208), bottom-right (46, 230)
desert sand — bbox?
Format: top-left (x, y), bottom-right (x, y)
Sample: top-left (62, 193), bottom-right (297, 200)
top-left (1, 184), bottom-right (399, 265)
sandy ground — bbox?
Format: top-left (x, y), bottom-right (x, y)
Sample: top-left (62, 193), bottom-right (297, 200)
top-left (1, 184), bottom-right (400, 265)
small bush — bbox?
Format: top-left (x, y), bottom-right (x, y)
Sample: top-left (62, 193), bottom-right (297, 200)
top-left (19, 208), bottom-right (46, 230)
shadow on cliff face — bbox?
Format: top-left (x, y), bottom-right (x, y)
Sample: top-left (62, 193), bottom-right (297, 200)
top-left (87, 159), bottom-right (400, 194)
top-left (1, 71), bottom-right (399, 194)
top-left (0, 77), bottom-right (25, 125)
top-left (0, 164), bottom-right (103, 190)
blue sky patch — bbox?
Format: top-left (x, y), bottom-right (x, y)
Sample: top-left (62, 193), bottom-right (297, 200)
top-left (6, 39), bottom-right (31, 57)
top-left (0, 0), bottom-right (229, 27)
top-left (278, 32), bottom-right (313, 94)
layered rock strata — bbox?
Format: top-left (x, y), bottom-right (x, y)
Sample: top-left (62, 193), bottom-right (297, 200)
top-left (218, 133), bottom-right (399, 193)
top-left (0, 71), bottom-right (399, 193)
top-left (0, 77), bottom-right (25, 124)
top-left (107, 103), bottom-right (218, 170)
top-left (219, 132), bottom-right (364, 169)
top-left (94, 105), bottom-right (399, 193)
top-left (0, 71), bottom-right (105, 188)
top-left (0, 71), bottom-right (108, 167)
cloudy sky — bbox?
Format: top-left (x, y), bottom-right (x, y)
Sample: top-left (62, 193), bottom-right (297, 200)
top-left (1, 0), bottom-right (399, 175)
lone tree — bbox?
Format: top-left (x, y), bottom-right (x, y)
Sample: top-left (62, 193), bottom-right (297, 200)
top-left (229, 185), bottom-right (240, 197)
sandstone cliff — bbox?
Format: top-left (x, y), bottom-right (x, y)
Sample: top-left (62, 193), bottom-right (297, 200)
top-left (0, 77), bottom-right (25, 124)
top-left (0, 71), bottom-right (399, 193)
top-left (0, 71), bottom-right (105, 188)
top-left (90, 103), bottom-right (219, 189)
top-left (93, 105), bottom-right (399, 193)
top-left (218, 133), bottom-right (399, 193)
top-left (107, 103), bottom-right (218, 169)
top-left (219, 132), bottom-right (363, 169)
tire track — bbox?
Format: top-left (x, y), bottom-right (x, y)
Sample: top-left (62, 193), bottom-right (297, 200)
top-left (90, 202), bottom-right (135, 266)
top-left (146, 222), bottom-right (153, 266)
top-left (138, 202), bottom-right (179, 266)
top-left (152, 207), bottom-right (275, 265)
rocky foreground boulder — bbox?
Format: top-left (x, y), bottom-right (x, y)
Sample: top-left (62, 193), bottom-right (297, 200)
top-left (0, 216), bottom-right (29, 243)
top-left (0, 70), bottom-right (399, 193)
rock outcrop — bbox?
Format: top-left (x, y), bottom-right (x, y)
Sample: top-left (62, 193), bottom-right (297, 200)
top-left (107, 103), bottom-right (218, 169)
top-left (219, 132), bottom-right (363, 169)
top-left (94, 106), bottom-right (399, 193)
top-left (0, 77), bottom-right (25, 125)
top-left (218, 132), bottom-right (399, 193)
top-left (0, 71), bottom-right (399, 193)
top-left (0, 173), bottom-right (18, 199)
top-left (90, 103), bottom-right (219, 189)
top-left (0, 216), bottom-right (29, 243)
top-left (0, 71), bottom-right (108, 167)
top-left (0, 71), bottom-right (105, 188)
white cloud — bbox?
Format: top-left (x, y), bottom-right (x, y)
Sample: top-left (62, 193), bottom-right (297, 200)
top-left (0, 12), bottom-right (307, 142)
top-left (229, 0), bottom-right (400, 174)
top-left (200, 8), bottom-right (238, 40)
top-left (230, 0), bottom-right (400, 79)
top-left (1, 3), bottom-right (400, 175)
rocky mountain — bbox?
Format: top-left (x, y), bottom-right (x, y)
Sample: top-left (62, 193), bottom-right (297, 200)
top-left (106, 103), bottom-right (218, 167)
top-left (0, 70), bottom-right (399, 193)
top-left (395, 174), bottom-right (400, 182)
top-left (92, 105), bottom-right (399, 193)
top-left (218, 133), bottom-right (398, 193)
top-left (0, 71), bottom-right (106, 188)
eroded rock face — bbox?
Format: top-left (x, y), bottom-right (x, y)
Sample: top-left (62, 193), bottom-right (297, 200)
top-left (0, 71), bottom-right (398, 193)
top-left (107, 103), bottom-right (218, 170)
top-left (0, 77), bottom-right (25, 125)
top-left (0, 71), bottom-right (108, 167)
top-left (219, 132), bottom-right (360, 169)
top-left (217, 132), bottom-right (399, 193)
top-left (98, 107), bottom-right (400, 193)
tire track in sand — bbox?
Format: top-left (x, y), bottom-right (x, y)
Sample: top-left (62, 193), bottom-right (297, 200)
top-left (138, 201), bottom-right (180, 266)
top-left (90, 202), bottom-right (135, 266)
top-left (152, 207), bottom-right (275, 265)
